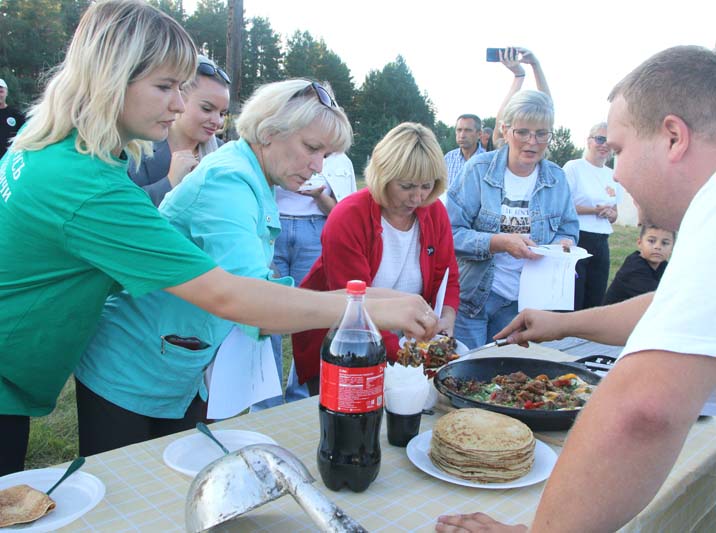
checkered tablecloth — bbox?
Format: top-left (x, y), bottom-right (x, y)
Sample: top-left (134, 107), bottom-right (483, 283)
top-left (59, 343), bottom-right (716, 532)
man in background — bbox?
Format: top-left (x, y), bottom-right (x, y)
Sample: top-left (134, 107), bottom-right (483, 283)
top-left (444, 114), bottom-right (483, 186)
top-left (0, 79), bottom-right (25, 158)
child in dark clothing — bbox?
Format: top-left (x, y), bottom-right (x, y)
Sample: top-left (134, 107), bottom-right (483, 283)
top-left (603, 225), bottom-right (675, 305)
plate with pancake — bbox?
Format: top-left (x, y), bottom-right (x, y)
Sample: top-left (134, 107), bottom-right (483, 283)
top-left (407, 430), bottom-right (557, 489)
top-left (0, 468), bottom-right (104, 532)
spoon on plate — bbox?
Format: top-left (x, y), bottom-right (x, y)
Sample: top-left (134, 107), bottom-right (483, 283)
top-left (46, 456), bottom-right (85, 496)
top-left (196, 422), bottom-right (230, 455)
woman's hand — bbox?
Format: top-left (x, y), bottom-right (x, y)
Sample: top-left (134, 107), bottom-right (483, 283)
top-left (437, 306), bottom-right (456, 337)
top-left (490, 233), bottom-right (540, 260)
top-left (168, 149), bottom-right (199, 188)
top-left (299, 184), bottom-right (326, 198)
top-left (516, 47), bottom-right (540, 66)
top-left (500, 47), bottom-right (525, 77)
top-left (366, 294), bottom-right (439, 341)
top-left (436, 512), bottom-right (527, 532)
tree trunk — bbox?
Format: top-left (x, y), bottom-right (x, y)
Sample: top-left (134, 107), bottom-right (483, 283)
top-left (225, 0), bottom-right (242, 140)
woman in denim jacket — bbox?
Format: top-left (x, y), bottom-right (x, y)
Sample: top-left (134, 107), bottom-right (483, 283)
top-left (447, 90), bottom-right (578, 349)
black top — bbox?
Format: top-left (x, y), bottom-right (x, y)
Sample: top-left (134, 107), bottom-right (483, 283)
top-left (603, 251), bottom-right (668, 305)
top-left (0, 106), bottom-right (26, 157)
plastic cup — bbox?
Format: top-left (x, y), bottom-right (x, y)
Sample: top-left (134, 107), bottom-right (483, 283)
top-left (386, 410), bottom-right (422, 447)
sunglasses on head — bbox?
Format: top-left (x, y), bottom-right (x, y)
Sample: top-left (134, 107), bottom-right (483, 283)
top-left (590, 135), bottom-right (608, 145)
top-left (293, 81), bottom-right (337, 108)
top-left (197, 61), bottom-right (231, 85)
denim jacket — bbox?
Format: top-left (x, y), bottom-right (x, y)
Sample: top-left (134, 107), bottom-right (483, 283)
top-left (447, 146), bottom-right (578, 317)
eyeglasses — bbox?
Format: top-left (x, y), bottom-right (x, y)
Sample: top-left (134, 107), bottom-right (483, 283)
top-left (590, 135), bottom-right (608, 145)
top-left (511, 128), bottom-right (553, 144)
top-left (197, 61), bottom-right (231, 85)
top-left (292, 81), bottom-right (337, 108)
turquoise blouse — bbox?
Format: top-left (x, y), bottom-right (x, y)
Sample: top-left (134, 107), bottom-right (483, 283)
top-left (74, 139), bottom-right (292, 418)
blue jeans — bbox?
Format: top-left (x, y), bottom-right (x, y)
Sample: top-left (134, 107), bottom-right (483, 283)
top-left (454, 291), bottom-right (519, 350)
top-left (272, 214), bottom-right (326, 403)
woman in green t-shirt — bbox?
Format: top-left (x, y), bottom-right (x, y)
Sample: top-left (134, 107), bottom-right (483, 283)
top-left (0, 0), bottom-right (438, 476)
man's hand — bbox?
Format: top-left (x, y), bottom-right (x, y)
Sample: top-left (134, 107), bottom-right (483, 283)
top-left (168, 149), bottom-right (199, 188)
top-left (436, 512), bottom-right (527, 532)
top-left (495, 309), bottom-right (566, 347)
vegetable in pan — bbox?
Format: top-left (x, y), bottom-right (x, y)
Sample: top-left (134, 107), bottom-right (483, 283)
top-left (442, 371), bottom-right (593, 410)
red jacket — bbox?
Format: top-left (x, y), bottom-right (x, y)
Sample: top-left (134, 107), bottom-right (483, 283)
top-left (292, 188), bottom-right (460, 384)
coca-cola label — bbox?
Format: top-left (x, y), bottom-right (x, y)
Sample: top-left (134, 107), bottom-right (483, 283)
top-left (320, 360), bottom-right (386, 413)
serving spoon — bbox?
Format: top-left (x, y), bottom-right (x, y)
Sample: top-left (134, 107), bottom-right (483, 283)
top-left (196, 422), bottom-right (230, 455)
top-left (46, 456), bottom-right (85, 496)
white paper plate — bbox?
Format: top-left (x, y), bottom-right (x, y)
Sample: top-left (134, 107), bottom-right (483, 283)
top-left (406, 430), bottom-right (558, 489)
top-left (398, 336), bottom-right (469, 355)
top-left (0, 468), bottom-right (105, 532)
top-left (163, 429), bottom-right (277, 477)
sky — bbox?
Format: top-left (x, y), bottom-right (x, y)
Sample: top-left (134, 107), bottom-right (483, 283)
top-left (186, 0), bottom-right (715, 146)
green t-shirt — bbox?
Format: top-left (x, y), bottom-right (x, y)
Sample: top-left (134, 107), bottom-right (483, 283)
top-left (0, 133), bottom-right (217, 416)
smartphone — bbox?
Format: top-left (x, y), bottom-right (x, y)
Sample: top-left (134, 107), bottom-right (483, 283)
top-left (486, 48), bottom-right (505, 62)
top-left (161, 334), bottom-right (210, 351)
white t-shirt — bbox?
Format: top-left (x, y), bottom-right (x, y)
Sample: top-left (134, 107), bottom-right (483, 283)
top-left (563, 158), bottom-right (622, 234)
top-left (492, 167), bottom-right (538, 301)
top-left (620, 173), bottom-right (716, 413)
top-left (372, 217), bottom-right (423, 295)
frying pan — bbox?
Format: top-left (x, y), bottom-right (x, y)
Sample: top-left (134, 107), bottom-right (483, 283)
top-left (433, 357), bottom-right (602, 431)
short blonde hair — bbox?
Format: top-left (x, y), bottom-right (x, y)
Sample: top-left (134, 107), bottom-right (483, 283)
top-left (365, 122), bottom-right (447, 207)
top-left (13, 0), bottom-right (197, 164)
top-left (588, 121), bottom-right (607, 137)
top-left (236, 79), bottom-right (352, 153)
top-left (502, 90), bottom-right (555, 129)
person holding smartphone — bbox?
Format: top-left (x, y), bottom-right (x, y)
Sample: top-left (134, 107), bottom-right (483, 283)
top-left (490, 47), bottom-right (552, 149)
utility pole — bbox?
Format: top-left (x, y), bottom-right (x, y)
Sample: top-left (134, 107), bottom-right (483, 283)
top-left (225, 0), bottom-right (242, 140)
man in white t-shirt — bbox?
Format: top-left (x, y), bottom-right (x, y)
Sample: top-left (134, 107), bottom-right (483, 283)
top-left (436, 45), bottom-right (716, 533)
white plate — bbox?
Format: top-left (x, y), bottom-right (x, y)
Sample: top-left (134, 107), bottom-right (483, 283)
top-left (297, 175), bottom-right (327, 192)
top-left (0, 468), bottom-right (105, 532)
top-left (398, 336), bottom-right (469, 355)
top-left (406, 430), bottom-right (558, 489)
top-left (163, 429), bottom-right (277, 477)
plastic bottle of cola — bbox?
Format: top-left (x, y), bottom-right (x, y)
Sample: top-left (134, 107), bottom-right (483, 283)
top-left (317, 280), bottom-right (387, 492)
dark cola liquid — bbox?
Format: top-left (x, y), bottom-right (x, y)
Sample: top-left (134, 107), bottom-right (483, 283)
top-left (318, 331), bottom-right (385, 492)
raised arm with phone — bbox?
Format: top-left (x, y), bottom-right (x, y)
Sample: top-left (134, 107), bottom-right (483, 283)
top-left (490, 47), bottom-right (552, 147)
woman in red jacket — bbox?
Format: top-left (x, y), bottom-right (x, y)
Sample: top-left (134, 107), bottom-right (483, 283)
top-left (292, 122), bottom-right (460, 394)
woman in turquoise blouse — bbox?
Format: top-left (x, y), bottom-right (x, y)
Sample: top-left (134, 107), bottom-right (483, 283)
top-left (74, 79), bottom-right (355, 455)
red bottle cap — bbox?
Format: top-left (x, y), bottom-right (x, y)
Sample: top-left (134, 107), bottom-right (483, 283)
top-left (346, 280), bottom-right (366, 295)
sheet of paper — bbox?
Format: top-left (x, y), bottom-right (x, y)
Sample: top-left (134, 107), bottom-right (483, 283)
top-left (433, 268), bottom-right (449, 318)
top-left (518, 245), bottom-right (591, 311)
top-left (206, 327), bottom-right (282, 420)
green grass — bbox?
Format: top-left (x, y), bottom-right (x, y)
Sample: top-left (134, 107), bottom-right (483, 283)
top-left (27, 225), bottom-right (640, 468)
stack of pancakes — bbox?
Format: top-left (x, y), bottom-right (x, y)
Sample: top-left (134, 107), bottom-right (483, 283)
top-left (430, 408), bottom-right (535, 483)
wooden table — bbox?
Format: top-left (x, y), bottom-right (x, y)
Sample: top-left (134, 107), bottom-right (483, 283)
top-left (58, 343), bottom-right (716, 532)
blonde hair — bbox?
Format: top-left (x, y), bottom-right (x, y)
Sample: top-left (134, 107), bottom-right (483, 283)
top-left (588, 121), bottom-right (607, 137)
top-left (236, 79), bottom-right (352, 153)
top-left (13, 0), bottom-right (197, 164)
top-left (365, 122), bottom-right (447, 206)
top-left (502, 90), bottom-right (555, 129)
